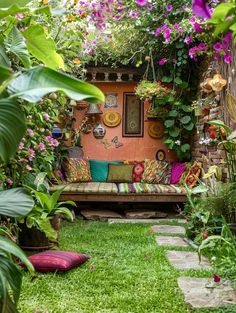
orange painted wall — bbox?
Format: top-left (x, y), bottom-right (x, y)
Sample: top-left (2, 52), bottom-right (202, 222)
top-left (74, 82), bottom-right (176, 161)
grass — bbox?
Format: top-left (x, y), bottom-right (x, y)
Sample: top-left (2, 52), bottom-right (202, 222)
top-left (19, 220), bottom-right (236, 313)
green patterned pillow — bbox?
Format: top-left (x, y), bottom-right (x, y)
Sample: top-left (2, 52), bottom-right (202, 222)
top-left (142, 160), bottom-right (171, 184)
top-left (64, 158), bottom-right (92, 183)
top-left (107, 164), bottom-right (134, 183)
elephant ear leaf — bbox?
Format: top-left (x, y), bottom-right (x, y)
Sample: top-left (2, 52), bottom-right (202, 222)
top-left (7, 66), bottom-right (105, 103)
top-left (5, 26), bottom-right (31, 68)
top-left (0, 99), bottom-right (26, 163)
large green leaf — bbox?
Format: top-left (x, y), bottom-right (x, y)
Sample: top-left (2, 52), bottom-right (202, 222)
top-left (0, 188), bottom-right (34, 217)
top-left (0, 236), bottom-right (34, 273)
top-left (0, 45), bottom-right (10, 68)
top-left (0, 1), bottom-right (30, 8)
top-left (23, 25), bottom-right (64, 70)
top-left (8, 66), bottom-right (105, 103)
top-left (0, 99), bottom-right (26, 163)
top-left (0, 66), bottom-right (12, 85)
top-left (208, 3), bottom-right (234, 24)
top-left (5, 26), bottom-right (30, 68)
top-left (0, 4), bottom-right (28, 19)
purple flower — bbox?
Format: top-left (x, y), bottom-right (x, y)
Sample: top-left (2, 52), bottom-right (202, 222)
top-left (193, 21), bottom-right (203, 33)
top-left (166, 5), bottom-right (173, 11)
top-left (164, 28), bottom-right (171, 42)
top-left (174, 23), bottom-right (179, 31)
top-left (213, 42), bottom-right (223, 51)
top-left (198, 42), bottom-right (207, 50)
top-left (158, 58), bottom-right (168, 65)
top-left (192, 0), bottom-right (211, 19)
top-left (43, 113), bottom-right (51, 122)
top-left (16, 13), bottom-right (24, 20)
top-left (184, 36), bottom-right (192, 45)
top-left (129, 10), bottom-right (138, 19)
top-left (18, 142), bottom-right (24, 150)
top-left (154, 27), bottom-right (161, 37)
top-left (147, 4), bottom-right (153, 11)
top-left (224, 53), bottom-right (232, 64)
top-left (38, 143), bottom-right (46, 151)
top-left (28, 148), bottom-right (35, 160)
top-left (135, 0), bottom-right (147, 6)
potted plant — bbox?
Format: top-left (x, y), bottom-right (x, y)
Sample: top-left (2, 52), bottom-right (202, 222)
top-left (135, 80), bottom-right (175, 117)
top-left (18, 187), bottom-right (75, 249)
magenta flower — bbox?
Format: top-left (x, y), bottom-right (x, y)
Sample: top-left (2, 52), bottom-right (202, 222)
top-left (198, 42), bottom-right (207, 51)
top-left (163, 28), bottom-right (171, 42)
top-left (147, 4), bottom-right (153, 11)
top-left (129, 10), bottom-right (138, 19)
top-left (154, 27), bottom-right (161, 37)
top-left (213, 42), bottom-right (223, 52)
top-left (224, 53), bottom-right (232, 64)
top-left (213, 274), bottom-right (221, 283)
top-left (192, 0), bottom-right (211, 20)
top-left (135, 0), bottom-right (147, 6)
top-left (184, 36), bottom-right (192, 45)
top-left (193, 21), bottom-right (203, 33)
top-left (166, 5), bottom-right (173, 12)
top-left (158, 58), bottom-right (168, 65)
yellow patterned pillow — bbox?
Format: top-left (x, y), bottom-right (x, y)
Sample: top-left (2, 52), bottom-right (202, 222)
top-left (141, 159), bottom-right (171, 184)
top-left (64, 159), bottom-right (92, 183)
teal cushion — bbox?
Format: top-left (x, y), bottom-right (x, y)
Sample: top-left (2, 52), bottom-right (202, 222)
top-left (89, 160), bottom-right (121, 182)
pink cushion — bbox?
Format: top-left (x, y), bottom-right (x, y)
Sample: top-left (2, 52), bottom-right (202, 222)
top-left (20, 250), bottom-right (90, 272)
top-left (170, 162), bottom-right (186, 184)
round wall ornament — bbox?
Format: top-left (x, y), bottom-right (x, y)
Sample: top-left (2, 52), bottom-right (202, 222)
top-left (103, 111), bottom-right (121, 127)
top-left (155, 149), bottom-right (166, 161)
top-left (148, 121), bottom-right (165, 139)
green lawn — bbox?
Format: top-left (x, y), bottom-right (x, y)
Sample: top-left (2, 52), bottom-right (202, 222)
top-left (19, 220), bottom-right (236, 313)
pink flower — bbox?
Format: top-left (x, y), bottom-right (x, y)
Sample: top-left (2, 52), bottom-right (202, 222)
top-left (224, 53), bottom-right (232, 64)
top-left (147, 4), bottom-right (153, 11)
top-left (193, 22), bottom-right (203, 33)
top-left (213, 42), bottom-right (223, 52)
top-left (28, 148), bottom-right (35, 160)
top-left (129, 10), bottom-right (138, 19)
top-left (135, 0), bottom-right (147, 6)
top-left (16, 13), bottom-right (24, 20)
top-left (26, 165), bottom-right (32, 171)
top-left (158, 58), bottom-right (168, 65)
top-left (166, 5), bottom-right (173, 11)
top-left (6, 178), bottom-right (13, 186)
top-left (18, 142), bottom-right (24, 150)
top-left (213, 274), bottom-right (221, 283)
top-left (27, 129), bottom-right (34, 137)
top-left (154, 27), bottom-right (161, 37)
top-left (43, 113), bottom-right (51, 122)
top-left (163, 28), bottom-right (171, 42)
top-left (198, 42), bottom-right (207, 51)
top-left (38, 143), bottom-right (46, 151)
top-left (184, 36), bottom-right (192, 45)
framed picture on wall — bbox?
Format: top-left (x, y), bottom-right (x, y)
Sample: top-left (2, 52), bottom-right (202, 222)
top-left (122, 93), bottom-right (143, 137)
top-left (104, 93), bottom-right (118, 108)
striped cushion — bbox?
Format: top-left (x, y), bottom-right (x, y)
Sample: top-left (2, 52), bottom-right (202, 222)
top-left (20, 250), bottom-right (89, 272)
top-left (118, 183), bottom-right (186, 194)
top-left (50, 182), bottom-right (118, 194)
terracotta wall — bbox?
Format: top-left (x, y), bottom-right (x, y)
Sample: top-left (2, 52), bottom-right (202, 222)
top-left (73, 82), bottom-right (176, 161)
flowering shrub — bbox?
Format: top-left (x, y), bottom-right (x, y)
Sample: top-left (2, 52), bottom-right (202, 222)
top-left (135, 80), bottom-right (175, 102)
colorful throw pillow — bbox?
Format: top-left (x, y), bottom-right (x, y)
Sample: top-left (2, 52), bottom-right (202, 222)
top-left (142, 160), bottom-right (171, 184)
top-left (170, 162), bottom-right (187, 184)
top-left (184, 162), bottom-right (202, 188)
top-left (107, 164), bottom-right (134, 183)
top-left (20, 250), bottom-right (90, 272)
top-left (89, 160), bottom-right (121, 182)
top-left (124, 161), bottom-right (145, 183)
top-left (64, 158), bottom-right (92, 183)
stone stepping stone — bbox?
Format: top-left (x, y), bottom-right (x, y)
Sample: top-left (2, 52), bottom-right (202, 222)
top-left (178, 277), bottom-right (236, 308)
top-left (124, 209), bottom-right (167, 219)
top-left (156, 236), bottom-right (189, 247)
top-left (108, 218), bottom-right (186, 224)
top-left (166, 251), bottom-right (212, 270)
top-left (80, 209), bottom-right (122, 221)
top-left (151, 225), bottom-right (186, 235)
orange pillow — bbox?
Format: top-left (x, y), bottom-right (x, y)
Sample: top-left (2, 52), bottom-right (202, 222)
top-left (64, 158), bottom-right (92, 183)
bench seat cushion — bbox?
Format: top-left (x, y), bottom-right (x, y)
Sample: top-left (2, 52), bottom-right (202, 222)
top-left (117, 183), bottom-right (186, 194)
top-left (50, 182), bottom-right (118, 194)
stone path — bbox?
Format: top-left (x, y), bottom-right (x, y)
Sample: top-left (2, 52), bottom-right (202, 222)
top-left (151, 225), bottom-right (185, 234)
top-left (152, 220), bottom-right (236, 309)
top-left (156, 236), bottom-right (189, 247)
top-left (166, 251), bottom-right (212, 270)
top-left (108, 218), bottom-right (187, 224)
top-left (178, 277), bottom-right (236, 308)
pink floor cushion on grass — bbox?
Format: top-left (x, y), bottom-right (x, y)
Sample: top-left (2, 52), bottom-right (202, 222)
top-left (20, 250), bottom-right (90, 272)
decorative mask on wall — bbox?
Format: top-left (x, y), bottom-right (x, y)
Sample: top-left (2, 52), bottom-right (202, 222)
top-left (93, 123), bottom-right (106, 139)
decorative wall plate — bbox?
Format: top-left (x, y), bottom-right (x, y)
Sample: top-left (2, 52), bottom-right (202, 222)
top-left (155, 149), bottom-right (166, 161)
top-left (103, 111), bottom-right (121, 127)
top-left (148, 121), bottom-right (164, 138)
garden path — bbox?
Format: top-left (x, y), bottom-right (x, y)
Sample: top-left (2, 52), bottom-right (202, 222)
top-left (153, 223), bottom-right (236, 309)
